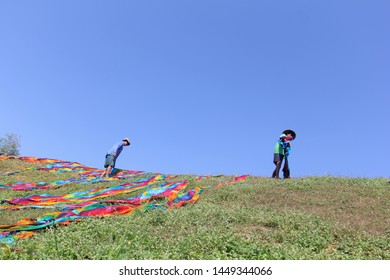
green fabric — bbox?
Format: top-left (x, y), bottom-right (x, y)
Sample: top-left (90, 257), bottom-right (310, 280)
top-left (274, 142), bottom-right (284, 155)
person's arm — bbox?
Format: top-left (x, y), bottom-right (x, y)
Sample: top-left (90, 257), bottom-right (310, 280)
top-left (109, 142), bottom-right (121, 158)
top-left (114, 142), bottom-right (125, 158)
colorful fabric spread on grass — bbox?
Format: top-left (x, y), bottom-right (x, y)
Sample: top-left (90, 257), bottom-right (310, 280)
top-left (1, 174), bottom-right (166, 207)
top-left (0, 158), bottom-right (146, 191)
top-left (0, 156), bottom-right (250, 245)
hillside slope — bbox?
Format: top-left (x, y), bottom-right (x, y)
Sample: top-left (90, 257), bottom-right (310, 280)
top-left (0, 155), bottom-right (389, 260)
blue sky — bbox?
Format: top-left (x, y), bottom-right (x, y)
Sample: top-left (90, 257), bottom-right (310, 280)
top-left (0, 0), bottom-right (388, 178)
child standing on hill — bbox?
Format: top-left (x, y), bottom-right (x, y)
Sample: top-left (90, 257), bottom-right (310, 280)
top-left (272, 130), bottom-right (295, 179)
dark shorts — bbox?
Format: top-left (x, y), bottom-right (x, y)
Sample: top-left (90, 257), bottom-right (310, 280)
top-left (104, 154), bottom-right (116, 168)
top-left (273, 153), bottom-right (284, 164)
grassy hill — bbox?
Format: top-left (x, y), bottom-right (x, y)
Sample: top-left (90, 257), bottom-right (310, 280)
top-left (0, 156), bottom-right (389, 260)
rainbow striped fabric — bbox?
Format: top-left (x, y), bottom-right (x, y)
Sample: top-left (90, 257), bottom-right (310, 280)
top-left (0, 156), bottom-right (249, 245)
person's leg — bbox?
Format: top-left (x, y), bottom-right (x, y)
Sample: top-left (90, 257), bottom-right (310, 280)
top-left (272, 162), bottom-right (277, 178)
top-left (283, 157), bottom-right (290, 178)
top-left (105, 165), bottom-right (113, 178)
top-left (101, 155), bottom-right (109, 178)
top-left (101, 154), bottom-right (114, 178)
top-left (273, 161), bottom-right (282, 178)
top-left (272, 154), bottom-right (283, 178)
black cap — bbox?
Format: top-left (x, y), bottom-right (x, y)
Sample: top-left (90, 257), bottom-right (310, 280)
top-left (283, 129), bottom-right (296, 140)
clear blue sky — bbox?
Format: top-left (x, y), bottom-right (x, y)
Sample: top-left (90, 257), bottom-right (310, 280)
top-left (0, 0), bottom-right (388, 178)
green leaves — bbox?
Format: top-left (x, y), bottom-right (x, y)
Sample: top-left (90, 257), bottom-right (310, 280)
top-left (0, 133), bottom-right (21, 156)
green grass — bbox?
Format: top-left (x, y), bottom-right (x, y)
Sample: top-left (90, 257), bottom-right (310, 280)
top-left (0, 157), bottom-right (389, 259)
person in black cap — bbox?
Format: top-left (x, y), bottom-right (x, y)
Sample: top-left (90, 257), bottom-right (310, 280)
top-left (100, 138), bottom-right (131, 179)
top-left (272, 130), bottom-right (295, 179)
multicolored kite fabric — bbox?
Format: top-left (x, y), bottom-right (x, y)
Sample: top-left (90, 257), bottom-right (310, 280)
top-left (0, 155), bottom-right (249, 246)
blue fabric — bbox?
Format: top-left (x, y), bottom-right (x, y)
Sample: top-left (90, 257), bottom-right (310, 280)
top-left (278, 140), bottom-right (291, 157)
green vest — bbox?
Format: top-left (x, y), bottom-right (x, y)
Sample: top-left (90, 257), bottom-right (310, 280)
top-left (274, 142), bottom-right (284, 155)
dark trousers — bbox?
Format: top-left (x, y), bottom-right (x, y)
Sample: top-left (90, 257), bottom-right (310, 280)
top-left (282, 157), bottom-right (290, 178)
top-left (272, 155), bottom-right (290, 179)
